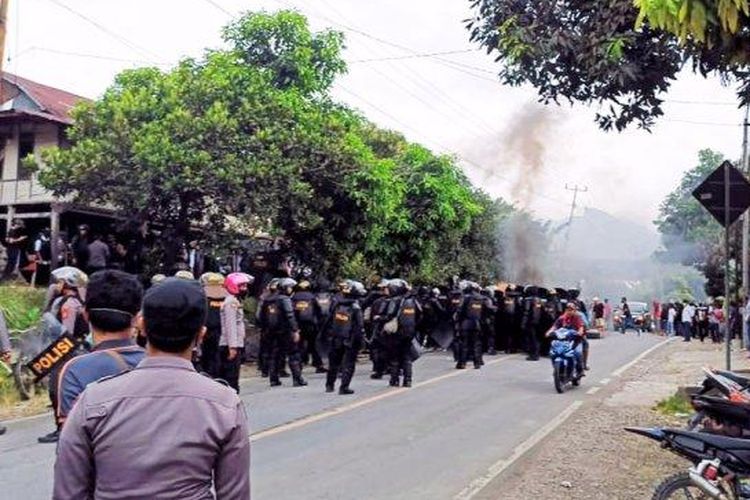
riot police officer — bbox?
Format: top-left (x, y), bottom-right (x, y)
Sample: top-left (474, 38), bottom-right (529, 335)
top-left (380, 279), bottom-right (420, 387)
top-left (521, 286), bottom-right (544, 361)
top-left (497, 284), bottom-right (521, 354)
top-left (481, 286), bottom-right (498, 355)
top-left (292, 280), bottom-right (326, 373)
top-left (324, 280), bottom-right (365, 395)
top-left (366, 280), bottom-right (390, 379)
top-left (257, 278), bottom-right (306, 387)
top-left (455, 281), bottom-right (490, 369)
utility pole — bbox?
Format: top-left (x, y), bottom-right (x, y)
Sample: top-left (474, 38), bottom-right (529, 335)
top-left (563, 184), bottom-right (588, 256)
top-left (742, 105), bottom-right (750, 350)
top-left (0, 0), bottom-right (9, 103)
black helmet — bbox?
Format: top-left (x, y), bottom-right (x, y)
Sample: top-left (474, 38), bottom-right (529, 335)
top-left (388, 279), bottom-right (409, 296)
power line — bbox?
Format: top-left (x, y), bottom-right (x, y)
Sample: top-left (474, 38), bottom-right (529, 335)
top-left (45, 0), bottom-right (164, 62)
top-left (349, 49), bottom-right (477, 63)
top-left (202, 0), bottom-right (233, 17)
top-left (663, 118), bottom-right (741, 127)
top-left (665, 99), bottom-right (738, 106)
top-left (13, 46), bottom-right (170, 67)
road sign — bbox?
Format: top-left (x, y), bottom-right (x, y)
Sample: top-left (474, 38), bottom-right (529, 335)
top-left (692, 160), bottom-right (750, 227)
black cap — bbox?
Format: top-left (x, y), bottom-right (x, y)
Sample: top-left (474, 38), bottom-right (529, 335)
top-left (143, 278), bottom-right (207, 351)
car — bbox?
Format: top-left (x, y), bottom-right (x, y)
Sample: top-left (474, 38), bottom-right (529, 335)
top-left (613, 301), bottom-right (653, 333)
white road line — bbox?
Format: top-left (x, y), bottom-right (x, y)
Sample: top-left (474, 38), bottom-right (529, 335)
top-left (250, 357), bottom-right (510, 442)
top-left (3, 411), bottom-right (52, 425)
top-left (586, 386), bottom-right (600, 395)
top-left (611, 337), bottom-right (674, 378)
top-left (453, 400), bottom-right (584, 500)
top-left (599, 378), bottom-right (611, 385)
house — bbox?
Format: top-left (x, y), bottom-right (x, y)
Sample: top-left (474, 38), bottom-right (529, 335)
top-left (0, 73), bottom-right (114, 266)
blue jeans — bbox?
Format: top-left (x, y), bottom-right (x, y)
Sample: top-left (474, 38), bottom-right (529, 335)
top-left (682, 322), bottom-right (692, 341)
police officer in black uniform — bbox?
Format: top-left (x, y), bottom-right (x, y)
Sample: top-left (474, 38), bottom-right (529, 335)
top-left (380, 279), bottom-right (420, 387)
top-left (292, 279), bottom-right (326, 373)
top-left (521, 286), bottom-right (545, 361)
top-left (455, 281), bottom-right (490, 369)
top-left (324, 280), bottom-right (365, 395)
top-left (366, 279), bottom-right (390, 379)
top-left (481, 286), bottom-right (498, 355)
top-left (258, 278), bottom-right (306, 387)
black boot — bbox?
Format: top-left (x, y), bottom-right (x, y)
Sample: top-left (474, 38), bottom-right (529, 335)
top-left (38, 429), bottom-right (60, 444)
top-left (389, 377), bottom-right (400, 387)
top-left (325, 385), bottom-right (334, 393)
top-left (339, 387), bottom-right (354, 395)
top-left (0, 424), bottom-right (6, 435)
top-left (315, 366), bottom-right (328, 374)
top-left (402, 380), bottom-right (412, 388)
top-left (293, 378), bottom-right (308, 387)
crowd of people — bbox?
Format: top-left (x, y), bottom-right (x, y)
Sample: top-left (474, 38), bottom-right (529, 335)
top-left (0, 260), bottom-right (652, 498)
top-left (652, 299), bottom-right (745, 343)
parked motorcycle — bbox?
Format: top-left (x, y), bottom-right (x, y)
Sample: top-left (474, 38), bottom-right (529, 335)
top-left (626, 426), bottom-right (750, 499)
top-left (549, 328), bottom-right (582, 393)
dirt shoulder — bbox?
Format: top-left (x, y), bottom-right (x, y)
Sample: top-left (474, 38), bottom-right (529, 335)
top-left (481, 339), bottom-right (748, 500)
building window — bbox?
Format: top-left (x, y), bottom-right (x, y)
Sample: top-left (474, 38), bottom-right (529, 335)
top-left (17, 132), bottom-right (34, 180)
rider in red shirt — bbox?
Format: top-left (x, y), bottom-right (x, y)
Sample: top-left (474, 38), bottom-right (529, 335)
top-left (549, 303), bottom-right (585, 335)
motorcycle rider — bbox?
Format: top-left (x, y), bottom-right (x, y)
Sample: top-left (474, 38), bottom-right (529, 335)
top-left (219, 272), bottom-right (254, 392)
top-left (258, 277), bottom-right (306, 387)
top-left (546, 302), bottom-right (586, 373)
top-left (292, 279), bottom-right (326, 373)
top-left (455, 281), bottom-right (491, 369)
top-left (324, 280), bottom-right (365, 395)
top-left (380, 279), bottom-right (421, 387)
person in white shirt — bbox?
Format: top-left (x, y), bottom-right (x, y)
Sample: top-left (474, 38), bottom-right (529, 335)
top-left (681, 301), bottom-right (695, 342)
top-left (667, 305), bottom-right (676, 336)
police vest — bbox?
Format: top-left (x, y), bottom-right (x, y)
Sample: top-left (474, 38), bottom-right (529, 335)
top-left (293, 296), bottom-right (315, 323)
top-left (205, 298), bottom-right (223, 342)
top-left (331, 304), bottom-right (354, 339)
top-left (463, 296), bottom-right (484, 322)
top-left (397, 299), bottom-right (418, 333)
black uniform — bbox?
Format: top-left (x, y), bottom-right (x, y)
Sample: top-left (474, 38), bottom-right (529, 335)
top-left (292, 290), bottom-right (325, 370)
top-left (695, 305), bottom-right (709, 342)
top-left (198, 295), bottom-right (223, 378)
top-left (456, 291), bottom-right (491, 369)
top-left (447, 289), bottom-right (464, 362)
top-left (381, 294), bottom-right (421, 387)
top-left (324, 297), bottom-right (364, 394)
top-left (497, 290), bottom-right (521, 354)
top-left (521, 294), bottom-right (544, 360)
top-left (258, 292), bottom-right (305, 386)
top-left (367, 294), bottom-right (390, 378)
top-left (481, 292), bottom-right (498, 355)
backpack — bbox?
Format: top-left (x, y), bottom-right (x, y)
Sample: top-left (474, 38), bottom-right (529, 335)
top-left (294, 297), bottom-right (315, 324)
top-left (205, 298), bottom-right (223, 342)
top-left (262, 298), bottom-right (281, 331)
top-left (331, 303), bottom-right (353, 339)
top-left (463, 296), bottom-right (484, 322)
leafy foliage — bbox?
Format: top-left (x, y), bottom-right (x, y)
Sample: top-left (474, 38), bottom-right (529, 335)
top-left (466, 0), bottom-right (749, 130)
top-left (654, 149), bottom-right (742, 296)
top-left (39, 10), bottom-right (509, 284)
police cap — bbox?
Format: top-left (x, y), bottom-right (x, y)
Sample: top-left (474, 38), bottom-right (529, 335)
top-left (143, 278), bottom-right (207, 351)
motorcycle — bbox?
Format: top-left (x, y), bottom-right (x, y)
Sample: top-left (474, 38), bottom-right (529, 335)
top-left (626, 426), bottom-right (750, 499)
top-left (549, 328), bottom-right (582, 393)
top-left (687, 368), bottom-right (750, 434)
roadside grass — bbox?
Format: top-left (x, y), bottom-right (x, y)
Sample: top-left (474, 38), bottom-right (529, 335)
top-left (0, 284), bottom-right (48, 418)
top-left (654, 392), bottom-right (693, 417)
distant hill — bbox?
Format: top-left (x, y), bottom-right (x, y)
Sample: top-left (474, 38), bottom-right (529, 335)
top-left (552, 207), bottom-right (660, 261)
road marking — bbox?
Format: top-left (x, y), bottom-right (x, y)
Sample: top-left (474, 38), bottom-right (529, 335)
top-left (3, 411), bottom-right (52, 425)
top-left (586, 386), bottom-right (600, 395)
top-left (611, 337), bottom-right (674, 378)
top-left (453, 400), bottom-right (584, 500)
top-left (599, 377), bottom-right (611, 385)
top-left (250, 357), bottom-right (510, 442)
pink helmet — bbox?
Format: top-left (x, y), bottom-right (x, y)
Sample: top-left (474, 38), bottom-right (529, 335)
top-left (224, 273), bottom-right (254, 296)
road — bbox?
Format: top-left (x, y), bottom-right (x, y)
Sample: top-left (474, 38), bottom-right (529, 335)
top-left (0, 332), bottom-right (665, 499)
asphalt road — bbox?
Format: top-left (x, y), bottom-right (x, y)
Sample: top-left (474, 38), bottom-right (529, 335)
top-left (0, 331), bottom-right (665, 499)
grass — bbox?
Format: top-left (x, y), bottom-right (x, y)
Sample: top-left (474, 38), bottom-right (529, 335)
top-left (0, 284), bottom-right (46, 331)
top-left (654, 392), bottom-right (693, 417)
top-left (0, 284), bottom-right (48, 417)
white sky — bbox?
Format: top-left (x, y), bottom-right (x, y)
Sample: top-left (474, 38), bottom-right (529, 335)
top-left (9, 0), bottom-right (746, 228)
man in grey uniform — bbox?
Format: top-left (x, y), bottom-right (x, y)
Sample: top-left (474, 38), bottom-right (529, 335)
top-left (53, 278), bottom-right (251, 499)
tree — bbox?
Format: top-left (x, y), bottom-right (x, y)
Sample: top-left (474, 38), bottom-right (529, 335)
top-left (39, 10), bottom-right (511, 282)
top-left (466, 0), bottom-right (747, 131)
top-left (654, 148), bottom-right (742, 296)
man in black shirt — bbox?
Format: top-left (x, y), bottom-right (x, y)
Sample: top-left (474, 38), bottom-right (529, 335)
top-left (3, 219), bottom-right (27, 279)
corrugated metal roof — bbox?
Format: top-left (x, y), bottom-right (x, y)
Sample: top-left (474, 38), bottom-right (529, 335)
top-left (1, 73), bottom-right (90, 124)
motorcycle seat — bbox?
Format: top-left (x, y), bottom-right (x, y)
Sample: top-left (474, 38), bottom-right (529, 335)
top-left (715, 370), bottom-right (750, 388)
top-left (669, 428), bottom-right (750, 451)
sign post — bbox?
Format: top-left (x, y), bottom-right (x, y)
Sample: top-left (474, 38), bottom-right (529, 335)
top-left (692, 160), bottom-right (750, 370)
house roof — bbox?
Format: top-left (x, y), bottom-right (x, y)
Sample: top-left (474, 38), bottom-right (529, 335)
top-left (0, 73), bottom-right (89, 124)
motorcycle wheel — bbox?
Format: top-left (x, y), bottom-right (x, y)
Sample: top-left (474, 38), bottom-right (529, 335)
top-left (553, 364), bottom-right (564, 394)
top-left (13, 359), bottom-right (36, 401)
top-left (651, 472), bottom-right (716, 500)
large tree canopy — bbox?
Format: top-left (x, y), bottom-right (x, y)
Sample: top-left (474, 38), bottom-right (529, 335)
top-left (39, 10), bottom-right (507, 282)
top-left (466, 0), bottom-right (748, 131)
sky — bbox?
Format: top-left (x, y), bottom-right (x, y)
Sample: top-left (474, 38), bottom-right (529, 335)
top-left (8, 0), bottom-right (747, 229)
